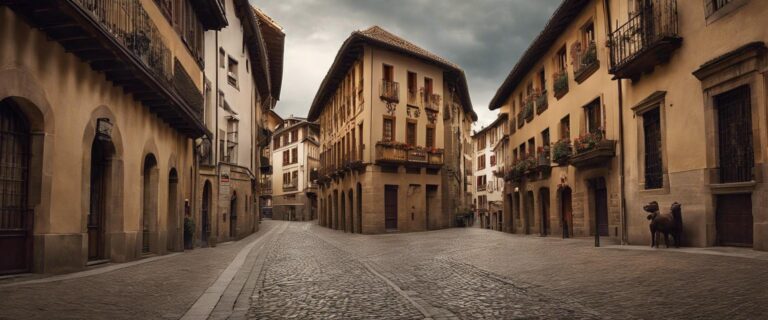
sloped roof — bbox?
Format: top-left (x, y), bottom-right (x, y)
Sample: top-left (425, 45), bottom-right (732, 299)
top-left (489, 0), bottom-right (590, 110)
top-left (472, 112), bottom-right (508, 138)
top-left (308, 26), bottom-right (477, 121)
top-left (253, 7), bottom-right (285, 100)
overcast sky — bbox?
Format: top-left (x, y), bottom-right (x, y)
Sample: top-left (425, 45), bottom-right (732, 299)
top-left (252, 0), bottom-right (561, 129)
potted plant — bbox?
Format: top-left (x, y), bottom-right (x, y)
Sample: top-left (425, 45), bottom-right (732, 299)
top-left (535, 89), bottom-right (548, 114)
top-left (553, 71), bottom-right (569, 98)
top-left (573, 128), bottom-right (605, 154)
top-left (551, 139), bottom-right (573, 165)
top-left (522, 99), bottom-right (534, 122)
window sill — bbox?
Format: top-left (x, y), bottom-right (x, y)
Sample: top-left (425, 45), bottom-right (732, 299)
top-left (710, 181), bottom-right (756, 194)
top-left (705, 0), bottom-right (749, 25)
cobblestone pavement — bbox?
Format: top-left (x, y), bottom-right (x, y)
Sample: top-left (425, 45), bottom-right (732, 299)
top-left (2, 220), bottom-right (768, 319)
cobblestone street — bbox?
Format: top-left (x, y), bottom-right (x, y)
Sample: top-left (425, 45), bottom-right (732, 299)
top-left (2, 220), bottom-right (767, 319)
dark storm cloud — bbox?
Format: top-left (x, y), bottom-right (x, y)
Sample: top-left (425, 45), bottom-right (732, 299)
top-left (252, 0), bottom-right (561, 128)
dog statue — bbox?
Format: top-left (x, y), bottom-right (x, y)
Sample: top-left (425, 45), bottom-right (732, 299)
top-left (644, 201), bottom-right (683, 248)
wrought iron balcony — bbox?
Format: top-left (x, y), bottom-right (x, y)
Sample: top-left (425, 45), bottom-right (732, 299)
top-left (609, 0), bottom-right (681, 80)
top-left (425, 93), bottom-right (441, 112)
top-left (571, 139), bottom-right (617, 168)
top-left (380, 80), bottom-right (400, 103)
top-left (375, 142), bottom-right (443, 168)
top-left (259, 182), bottom-right (272, 195)
top-left (573, 41), bottom-right (600, 83)
top-left (4, 0), bottom-right (207, 137)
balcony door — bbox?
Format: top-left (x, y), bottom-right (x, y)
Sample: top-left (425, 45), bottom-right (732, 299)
top-left (384, 186), bottom-right (398, 230)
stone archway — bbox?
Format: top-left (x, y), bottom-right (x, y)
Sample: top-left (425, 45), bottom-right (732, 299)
top-left (142, 154), bottom-right (159, 254)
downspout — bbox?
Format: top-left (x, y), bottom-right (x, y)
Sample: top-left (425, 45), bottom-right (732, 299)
top-left (214, 30), bottom-right (220, 245)
top-left (604, 0), bottom-right (628, 245)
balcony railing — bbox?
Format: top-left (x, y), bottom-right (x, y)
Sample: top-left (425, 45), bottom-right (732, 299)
top-left (407, 89), bottom-right (418, 105)
top-left (259, 183), bottom-right (272, 195)
top-left (425, 93), bottom-right (441, 112)
top-left (6, 0), bottom-right (207, 137)
top-left (553, 70), bottom-right (569, 99)
top-left (375, 142), bottom-right (444, 167)
top-left (535, 91), bottom-right (548, 114)
top-left (380, 80), bottom-right (400, 103)
top-left (609, 0), bottom-right (681, 80)
top-left (283, 180), bottom-right (298, 192)
top-left (573, 41), bottom-right (599, 83)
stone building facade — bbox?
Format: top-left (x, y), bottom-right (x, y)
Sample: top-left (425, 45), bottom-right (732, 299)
top-left (0, 0), bottom-right (226, 274)
top-left (196, 0), bottom-right (284, 247)
top-left (472, 115), bottom-right (508, 231)
top-left (270, 117), bottom-right (320, 221)
top-left (259, 110), bottom-right (284, 219)
top-left (491, 0), bottom-right (768, 250)
top-left (309, 26), bottom-right (477, 234)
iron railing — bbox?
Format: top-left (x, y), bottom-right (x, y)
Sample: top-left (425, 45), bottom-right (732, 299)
top-left (425, 93), bottom-right (441, 111)
top-left (717, 86), bottom-right (754, 183)
top-left (380, 80), bottom-right (400, 103)
top-left (609, 0), bottom-right (679, 71)
top-left (74, 0), bottom-right (173, 84)
top-left (705, 0), bottom-right (733, 18)
top-left (573, 41), bottom-right (599, 78)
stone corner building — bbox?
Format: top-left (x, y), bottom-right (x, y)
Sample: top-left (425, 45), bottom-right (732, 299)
top-left (309, 26), bottom-right (477, 234)
top-left (0, 0), bottom-right (282, 275)
top-left (490, 0), bottom-right (768, 250)
top-left (270, 117), bottom-right (320, 221)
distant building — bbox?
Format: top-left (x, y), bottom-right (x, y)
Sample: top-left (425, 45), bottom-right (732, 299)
top-left (472, 114), bottom-right (509, 230)
top-left (259, 110), bottom-right (284, 219)
top-left (308, 26), bottom-right (477, 234)
top-left (270, 117), bottom-right (320, 221)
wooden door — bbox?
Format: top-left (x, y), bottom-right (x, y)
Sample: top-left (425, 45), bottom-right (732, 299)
top-left (717, 194), bottom-right (753, 247)
top-left (385, 186), bottom-right (398, 230)
top-left (88, 140), bottom-right (107, 261)
top-left (595, 186), bottom-right (609, 237)
top-left (561, 188), bottom-right (573, 238)
top-left (540, 189), bottom-right (550, 236)
top-left (201, 183), bottom-right (211, 246)
top-left (0, 104), bottom-right (32, 274)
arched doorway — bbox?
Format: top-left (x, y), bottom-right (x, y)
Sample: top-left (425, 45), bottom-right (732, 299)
top-left (561, 187), bottom-right (573, 238)
top-left (327, 195), bottom-right (332, 228)
top-left (525, 191), bottom-right (535, 234)
top-left (201, 181), bottom-right (212, 247)
top-left (142, 154), bottom-right (158, 254)
top-left (356, 183), bottom-right (362, 233)
top-left (540, 188), bottom-right (550, 236)
top-left (340, 191), bottom-right (346, 232)
top-left (0, 102), bottom-right (32, 274)
top-left (230, 191), bottom-right (237, 238)
top-left (167, 169), bottom-right (179, 251)
top-left (348, 189), bottom-right (354, 233)
top-left (88, 136), bottom-right (115, 261)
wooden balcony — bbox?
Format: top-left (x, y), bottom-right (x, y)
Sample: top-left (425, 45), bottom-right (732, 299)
top-left (609, 0), bottom-right (682, 80)
top-left (4, 0), bottom-right (207, 137)
top-left (380, 80), bottom-right (399, 103)
top-left (570, 140), bottom-right (617, 168)
top-left (375, 142), bottom-right (443, 168)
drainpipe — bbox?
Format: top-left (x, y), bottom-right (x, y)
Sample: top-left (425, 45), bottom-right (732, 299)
top-left (604, 0), bottom-right (628, 245)
top-left (214, 30), bottom-right (220, 245)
